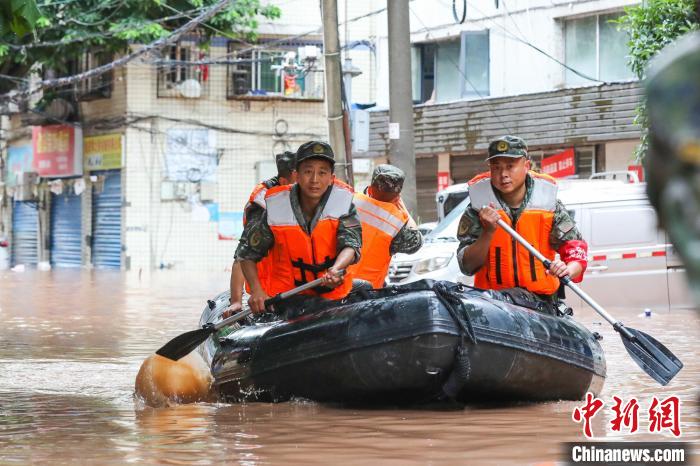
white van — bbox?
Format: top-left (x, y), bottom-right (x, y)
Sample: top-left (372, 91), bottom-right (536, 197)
top-left (390, 179), bottom-right (692, 311)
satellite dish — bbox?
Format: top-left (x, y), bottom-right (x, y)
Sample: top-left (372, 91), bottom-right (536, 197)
top-left (178, 79), bottom-right (202, 98)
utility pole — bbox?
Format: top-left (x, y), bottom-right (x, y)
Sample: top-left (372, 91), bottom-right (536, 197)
top-left (321, 0), bottom-right (348, 182)
top-left (387, 0), bottom-right (417, 214)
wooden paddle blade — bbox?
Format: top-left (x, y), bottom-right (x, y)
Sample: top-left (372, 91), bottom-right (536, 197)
top-left (620, 327), bottom-right (683, 386)
top-left (155, 326), bottom-right (214, 361)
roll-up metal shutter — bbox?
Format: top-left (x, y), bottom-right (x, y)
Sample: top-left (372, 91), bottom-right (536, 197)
top-left (92, 171), bottom-right (122, 269)
top-left (11, 201), bottom-right (39, 267)
top-left (50, 191), bottom-right (83, 267)
top-left (416, 157), bottom-right (438, 223)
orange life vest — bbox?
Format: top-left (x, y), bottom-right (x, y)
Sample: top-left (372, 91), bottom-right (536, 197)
top-left (350, 192), bottom-right (409, 288)
top-left (264, 180), bottom-right (355, 300)
top-left (468, 171), bottom-right (560, 295)
top-left (243, 181), bottom-right (276, 294)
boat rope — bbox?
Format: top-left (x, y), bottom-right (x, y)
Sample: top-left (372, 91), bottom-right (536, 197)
top-left (432, 282), bottom-right (477, 401)
top-left (432, 282), bottom-right (477, 344)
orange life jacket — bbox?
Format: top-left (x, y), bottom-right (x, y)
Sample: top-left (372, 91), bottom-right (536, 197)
top-left (468, 171), bottom-right (560, 295)
top-left (264, 180), bottom-right (355, 300)
top-left (350, 192), bottom-right (409, 288)
top-left (243, 181), bottom-right (276, 294)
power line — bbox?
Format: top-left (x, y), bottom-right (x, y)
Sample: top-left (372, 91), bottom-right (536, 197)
top-left (0, 8), bottom-right (207, 50)
top-left (2, 0), bottom-right (232, 104)
top-left (408, 4), bottom-right (514, 134)
top-left (428, 0), bottom-right (601, 83)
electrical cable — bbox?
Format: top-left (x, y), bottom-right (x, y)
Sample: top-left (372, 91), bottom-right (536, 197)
top-left (409, 4), bottom-right (514, 134)
top-left (452, 0), bottom-right (467, 24)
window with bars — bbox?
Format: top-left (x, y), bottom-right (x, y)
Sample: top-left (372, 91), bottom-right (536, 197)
top-left (226, 42), bottom-right (324, 100)
top-left (157, 42), bottom-right (209, 98)
top-left (49, 51), bottom-right (113, 101)
top-left (75, 51), bottom-right (113, 100)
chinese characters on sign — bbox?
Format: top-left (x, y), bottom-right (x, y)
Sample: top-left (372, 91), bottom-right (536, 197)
top-left (32, 125), bottom-right (83, 177)
top-left (437, 171), bottom-right (451, 192)
top-left (541, 148), bottom-right (576, 178)
top-left (84, 134), bottom-right (122, 171)
top-left (572, 392), bottom-right (681, 438)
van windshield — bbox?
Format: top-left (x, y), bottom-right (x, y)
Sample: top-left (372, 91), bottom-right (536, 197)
top-left (426, 196), bottom-right (470, 243)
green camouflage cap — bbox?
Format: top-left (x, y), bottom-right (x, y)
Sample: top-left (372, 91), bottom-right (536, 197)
top-left (296, 141), bottom-right (335, 168)
top-left (275, 151), bottom-right (296, 176)
top-left (371, 164), bottom-right (405, 193)
top-left (645, 31), bottom-right (700, 306)
top-left (486, 135), bottom-right (529, 161)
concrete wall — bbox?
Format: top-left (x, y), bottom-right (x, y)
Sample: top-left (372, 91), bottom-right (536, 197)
top-left (605, 139), bottom-right (639, 171)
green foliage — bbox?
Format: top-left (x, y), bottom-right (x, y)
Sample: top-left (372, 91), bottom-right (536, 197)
top-left (0, 0), bottom-right (282, 94)
top-left (0, 0), bottom-right (42, 37)
top-left (615, 0), bottom-right (699, 160)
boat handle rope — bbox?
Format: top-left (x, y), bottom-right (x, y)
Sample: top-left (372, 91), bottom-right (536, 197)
top-left (432, 282), bottom-right (477, 345)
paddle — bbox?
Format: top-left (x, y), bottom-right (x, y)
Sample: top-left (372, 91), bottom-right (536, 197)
top-left (156, 274), bottom-right (339, 361)
top-left (496, 218), bottom-right (683, 386)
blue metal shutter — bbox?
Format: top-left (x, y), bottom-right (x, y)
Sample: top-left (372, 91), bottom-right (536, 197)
top-left (11, 201), bottom-right (39, 267)
top-left (92, 171), bottom-right (122, 269)
top-left (50, 191), bottom-right (82, 267)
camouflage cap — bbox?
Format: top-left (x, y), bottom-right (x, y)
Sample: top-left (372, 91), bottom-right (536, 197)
top-left (486, 135), bottom-right (529, 161)
top-left (645, 31), bottom-right (700, 306)
top-left (296, 141), bottom-right (335, 168)
top-left (275, 151), bottom-right (296, 176)
top-left (371, 164), bottom-right (405, 193)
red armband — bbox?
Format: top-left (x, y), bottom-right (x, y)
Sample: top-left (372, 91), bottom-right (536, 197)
top-left (559, 240), bottom-right (588, 283)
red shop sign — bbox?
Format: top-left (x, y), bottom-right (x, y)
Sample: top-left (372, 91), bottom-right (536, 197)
top-left (32, 125), bottom-right (83, 177)
top-left (541, 148), bottom-right (575, 178)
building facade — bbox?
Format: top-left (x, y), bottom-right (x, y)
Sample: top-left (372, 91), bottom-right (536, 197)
top-left (0, 0), bottom-right (343, 272)
top-left (360, 0), bottom-right (644, 221)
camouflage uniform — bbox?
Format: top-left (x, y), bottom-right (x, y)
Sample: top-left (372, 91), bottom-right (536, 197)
top-left (457, 136), bottom-right (583, 301)
top-left (235, 183), bottom-right (362, 263)
top-left (456, 174), bottom-right (582, 269)
top-left (646, 31), bottom-right (700, 305)
top-left (368, 164), bottom-right (423, 255)
top-left (235, 141), bottom-right (363, 263)
top-left (238, 151), bottom-right (297, 252)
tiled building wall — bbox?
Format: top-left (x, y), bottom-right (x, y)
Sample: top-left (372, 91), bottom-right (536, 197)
top-left (124, 46), bottom-right (328, 272)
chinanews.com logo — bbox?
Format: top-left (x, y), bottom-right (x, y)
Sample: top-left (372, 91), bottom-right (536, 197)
top-left (564, 392), bottom-right (690, 465)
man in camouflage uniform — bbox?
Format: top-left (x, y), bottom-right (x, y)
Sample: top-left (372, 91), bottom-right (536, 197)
top-left (235, 141), bottom-right (362, 312)
top-left (351, 164), bottom-right (423, 288)
top-left (645, 30), bottom-right (700, 306)
top-left (457, 135), bottom-right (588, 302)
top-left (365, 164), bottom-right (423, 255)
top-left (227, 151), bottom-right (297, 315)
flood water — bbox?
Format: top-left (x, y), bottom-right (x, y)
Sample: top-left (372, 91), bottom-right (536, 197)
top-left (0, 270), bottom-right (698, 465)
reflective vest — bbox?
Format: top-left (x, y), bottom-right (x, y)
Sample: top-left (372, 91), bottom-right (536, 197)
top-left (265, 180), bottom-right (355, 300)
top-left (468, 171), bottom-right (560, 295)
top-left (350, 192), bottom-right (409, 288)
top-left (243, 181), bottom-right (277, 294)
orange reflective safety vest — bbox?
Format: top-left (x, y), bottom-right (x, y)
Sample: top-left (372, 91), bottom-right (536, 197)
top-left (264, 180), bottom-right (355, 300)
top-left (350, 192), bottom-right (409, 288)
top-left (243, 181), bottom-right (276, 294)
top-left (468, 171), bottom-right (560, 295)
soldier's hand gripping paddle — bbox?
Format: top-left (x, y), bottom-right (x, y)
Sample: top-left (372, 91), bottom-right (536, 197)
top-left (155, 274), bottom-right (341, 361)
top-left (496, 218), bottom-right (683, 385)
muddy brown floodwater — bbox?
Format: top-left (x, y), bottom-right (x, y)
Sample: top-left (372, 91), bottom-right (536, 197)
top-left (0, 270), bottom-right (697, 465)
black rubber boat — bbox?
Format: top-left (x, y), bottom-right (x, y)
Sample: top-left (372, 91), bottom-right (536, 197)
top-left (198, 280), bottom-right (606, 404)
